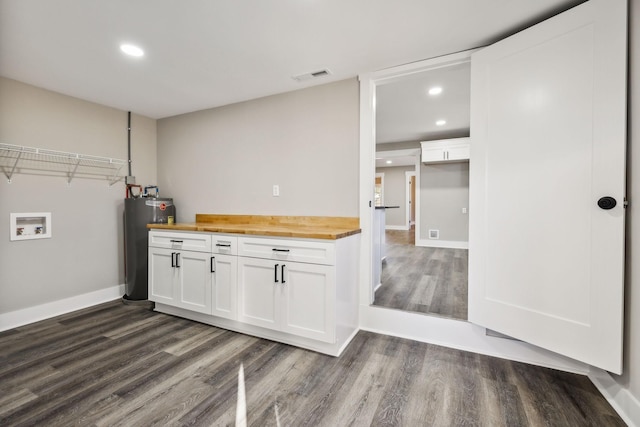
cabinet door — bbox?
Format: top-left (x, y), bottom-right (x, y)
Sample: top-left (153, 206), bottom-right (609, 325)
top-left (421, 147), bottom-right (446, 163)
top-left (149, 247), bottom-right (177, 304)
top-left (237, 257), bottom-right (280, 331)
top-left (281, 262), bottom-right (335, 343)
top-left (175, 251), bottom-right (212, 315)
top-left (446, 144), bottom-right (470, 162)
top-left (211, 253), bottom-right (238, 320)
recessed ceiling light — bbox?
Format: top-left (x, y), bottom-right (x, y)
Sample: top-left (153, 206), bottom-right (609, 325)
top-left (428, 86), bottom-right (443, 96)
top-left (386, 160), bottom-right (393, 164)
top-left (120, 44), bottom-right (144, 57)
top-left (436, 119), bottom-right (447, 126)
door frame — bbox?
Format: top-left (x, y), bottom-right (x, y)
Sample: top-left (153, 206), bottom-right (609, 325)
top-left (359, 49), bottom-right (474, 306)
top-left (357, 48), bottom-right (587, 374)
top-left (405, 170), bottom-right (416, 230)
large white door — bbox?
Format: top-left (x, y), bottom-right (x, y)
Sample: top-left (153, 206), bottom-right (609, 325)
top-left (469, 0), bottom-right (626, 373)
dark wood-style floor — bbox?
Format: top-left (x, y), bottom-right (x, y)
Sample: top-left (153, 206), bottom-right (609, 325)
top-left (0, 301), bottom-right (625, 426)
top-left (374, 229), bottom-right (469, 320)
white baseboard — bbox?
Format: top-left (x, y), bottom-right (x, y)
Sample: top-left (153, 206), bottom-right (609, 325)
top-left (359, 304), bottom-right (589, 374)
top-left (385, 225), bottom-right (409, 231)
top-left (416, 238), bottom-right (469, 249)
top-left (589, 368), bottom-right (640, 427)
top-left (0, 284), bottom-right (125, 332)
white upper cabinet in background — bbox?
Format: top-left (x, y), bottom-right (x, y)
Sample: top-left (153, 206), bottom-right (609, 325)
top-left (421, 137), bottom-right (470, 164)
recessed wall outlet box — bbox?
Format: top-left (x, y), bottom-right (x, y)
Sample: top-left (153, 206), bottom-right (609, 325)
top-left (10, 212), bottom-right (52, 241)
top-left (428, 229), bottom-right (439, 239)
top-left (273, 185), bottom-right (280, 197)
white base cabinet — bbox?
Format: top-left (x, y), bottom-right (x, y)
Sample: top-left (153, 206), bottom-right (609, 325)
top-left (210, 253), bottom-right (237, 320)
top-left (149, 230), bottom-right (359, 356)
top-left (149, 247), bottom-right (212, 315)
top-left (238, 257), bottom-right (335, 343)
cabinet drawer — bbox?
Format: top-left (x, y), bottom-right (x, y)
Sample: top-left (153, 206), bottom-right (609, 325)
top-left (238, 237), bottom-right (335, 265)
top-left (149, 231), bottom-right (211, 252)
top-left (211, 234), bottom-right (238, 255)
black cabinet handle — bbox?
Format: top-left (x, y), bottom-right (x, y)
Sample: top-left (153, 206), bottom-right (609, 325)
top-left (274, 264), bottom-right (279, 283)
top-left (272, 248), bottom-right (290, 252)
top-left (216, 243), bottom-right (232, 247)
top-left (281, 264), bottom-right (286, 284)
top-left (171, 252), bottom-right (175, 268)
top-left (175, 253), bottom-right (180, 268)
top-left (211, 256), bottom-right (215, 273)
top-left (170, 240), bottom-right (183, 243)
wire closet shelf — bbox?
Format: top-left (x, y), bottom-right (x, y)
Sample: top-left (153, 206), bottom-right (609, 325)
top-left (0, 143), bottom-right (128, 185)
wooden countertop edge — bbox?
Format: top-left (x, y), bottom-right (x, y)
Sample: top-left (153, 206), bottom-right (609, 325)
top-left (146, 223), bottom-right (361, 240)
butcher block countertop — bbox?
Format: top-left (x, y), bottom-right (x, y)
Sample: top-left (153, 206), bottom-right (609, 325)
top-left (147, 214), bottom-right (361, 240)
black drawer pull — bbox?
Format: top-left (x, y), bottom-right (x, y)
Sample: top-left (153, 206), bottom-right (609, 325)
top-left (274, 264), bottom-right (279, 283)
top-left (216, 243), bottom-right (232, 247)
top-left (170, 240), bottom-right (183, 243)
top-left (272, 248), bottom-right (290, 252)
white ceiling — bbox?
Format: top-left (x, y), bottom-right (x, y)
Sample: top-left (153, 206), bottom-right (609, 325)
top-left (0, 0), bottom-right (583, 120)
top-left (376, 62), bottom-right (471, 145)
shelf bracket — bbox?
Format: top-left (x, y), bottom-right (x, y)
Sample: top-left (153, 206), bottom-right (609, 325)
top-left (3, 149), bottom-right (23, 183)
top-left (67, 155), bottom-right (81, 184)
top-left (108, 161), bottom-right (125, 186)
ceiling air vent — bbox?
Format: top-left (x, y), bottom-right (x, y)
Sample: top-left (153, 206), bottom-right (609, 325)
top-left (292, 69), bottom-right (332, 82)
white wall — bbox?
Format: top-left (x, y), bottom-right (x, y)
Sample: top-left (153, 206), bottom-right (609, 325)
top-left (156, 79), bottom-right (359, 221)
top-left (0, 77), bottom-right (157, 316)
top-left (419, 162), bottom-right (469, 242)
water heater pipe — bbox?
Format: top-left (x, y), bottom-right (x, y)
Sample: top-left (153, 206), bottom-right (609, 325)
top-left (127, 111), bottom-right (132, 176)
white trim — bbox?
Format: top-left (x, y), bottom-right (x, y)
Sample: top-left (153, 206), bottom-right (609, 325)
top-left (416, 238), bottom-right (469, 249)
top-left (359, 305), bottom-right (589, 374)
top-left (385, 225), bottom-right (409, 231)
top-left (376, 148), bottom-right (421, 158)
top-left (358, 72), bottom-right (375, 307)
top-left (405, 170), bottom-right (416, 230)
top-left (0, 284), bottom-right (125, 331)
top-left (360, 50), bottom-right (476, 310)
top-left (589, 368), bottom-right (640, 427)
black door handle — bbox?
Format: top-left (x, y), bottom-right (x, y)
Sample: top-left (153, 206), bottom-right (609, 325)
top-left (598, 196), bottom-right (617, 210)
top-left (274, 264), bottom-right (279, 283)
top-left (281, 264), bottom-right (286, 284)
top-left (171, 252), bottom-right (175, 268)
top-left (175, 252), bottom-right (180, 268)
top-left (211, 256), bottom-right (215, 273)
